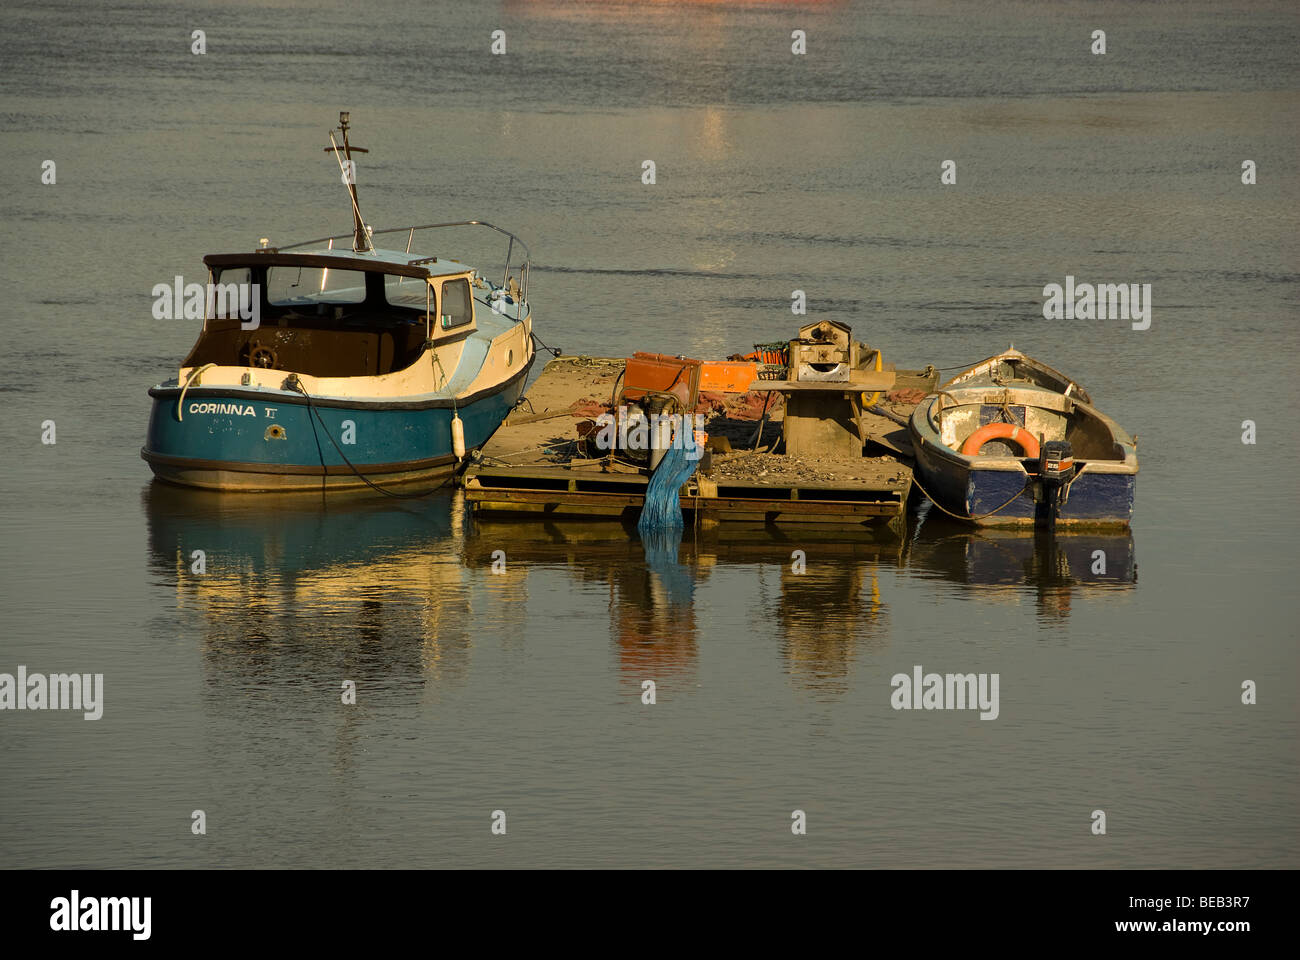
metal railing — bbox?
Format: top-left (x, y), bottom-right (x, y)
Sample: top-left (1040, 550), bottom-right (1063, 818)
top-left (279, 220), bottom-right (531, 302)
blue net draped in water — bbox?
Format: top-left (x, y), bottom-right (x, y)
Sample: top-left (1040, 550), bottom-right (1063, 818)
top-left (640, 526), bottom-right (695, 605)
top-left (636, 418), bottom-right (700, 534)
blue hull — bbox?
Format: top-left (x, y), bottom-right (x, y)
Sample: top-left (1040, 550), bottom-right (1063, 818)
top-left (142, 366), bottom-right (529, 491)
top-left (914, 446), bottom-right (1135, 527)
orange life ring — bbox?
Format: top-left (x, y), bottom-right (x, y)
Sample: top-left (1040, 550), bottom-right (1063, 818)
top-left (960, 423), bottom-right (1041, 459)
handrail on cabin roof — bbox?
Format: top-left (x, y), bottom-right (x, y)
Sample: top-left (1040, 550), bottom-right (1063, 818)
top-left (278, 220), bottom-right (530, 298)
top-left (279, 220), bottom-right (527, 260)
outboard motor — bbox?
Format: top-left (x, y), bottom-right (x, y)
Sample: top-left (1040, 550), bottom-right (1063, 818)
top-left (1038, 440), bottom-right (1075, 528)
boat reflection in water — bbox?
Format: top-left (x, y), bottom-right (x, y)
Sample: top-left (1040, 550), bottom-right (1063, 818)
top-left (142, 483), bottom-right (482, 700)
top-left (905, 516), bottom-right (1137, 622)
top-left (143, 487), bottom-right (1136, 707)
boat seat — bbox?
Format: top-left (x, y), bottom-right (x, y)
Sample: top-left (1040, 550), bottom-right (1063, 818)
top-left (184, 317), bottom-right (428, 377)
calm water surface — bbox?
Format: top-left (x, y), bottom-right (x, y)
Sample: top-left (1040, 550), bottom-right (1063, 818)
top-left (1, 0), bottom-right (1297, 867)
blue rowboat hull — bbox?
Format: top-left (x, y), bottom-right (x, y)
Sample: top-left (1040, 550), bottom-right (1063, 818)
top-left (913, 442), bottom-right (1135, 528)
top-left (142, 364), bottom-right (529, 492)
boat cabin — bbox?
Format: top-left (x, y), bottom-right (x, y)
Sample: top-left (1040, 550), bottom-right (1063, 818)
top-left (181, 250), bottom-right (480, 379)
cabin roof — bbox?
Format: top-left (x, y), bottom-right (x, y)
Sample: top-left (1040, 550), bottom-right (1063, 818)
top-left (204, 247), bottom-right (474, 280)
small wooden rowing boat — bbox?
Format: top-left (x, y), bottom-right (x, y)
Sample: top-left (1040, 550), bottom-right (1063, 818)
top-left (907, 348), bottom-right (1138, 527)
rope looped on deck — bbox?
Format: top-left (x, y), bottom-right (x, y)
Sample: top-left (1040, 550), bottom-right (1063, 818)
top-left (176, 363), bottom-right (217, 422)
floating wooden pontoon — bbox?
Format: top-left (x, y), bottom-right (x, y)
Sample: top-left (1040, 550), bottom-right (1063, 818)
top-left (462, 353), bottom-right (937, 532)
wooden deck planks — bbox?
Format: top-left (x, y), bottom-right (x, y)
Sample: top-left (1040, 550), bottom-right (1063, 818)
top-left (464, 356), bottom-right (923, 527)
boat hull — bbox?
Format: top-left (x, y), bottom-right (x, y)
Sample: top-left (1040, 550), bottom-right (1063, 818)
top-left (142, 362), bottom-right (530, 492)
top-left (912, 438), bottom-right (1136, 528)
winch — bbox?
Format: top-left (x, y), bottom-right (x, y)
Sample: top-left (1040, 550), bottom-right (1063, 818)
top-left (792, 319), bottom-right (854, 382)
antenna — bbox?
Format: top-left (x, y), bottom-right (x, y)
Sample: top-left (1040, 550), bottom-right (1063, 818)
top-left (325, 111), bottom-right (372, 252)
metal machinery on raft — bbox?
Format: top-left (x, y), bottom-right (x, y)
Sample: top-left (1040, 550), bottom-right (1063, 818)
top-left (751, 319), bottom-right (898, 458)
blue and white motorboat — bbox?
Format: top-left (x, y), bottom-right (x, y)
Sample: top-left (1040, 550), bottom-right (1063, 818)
top-left (143, 113), bottom-right (535, 492)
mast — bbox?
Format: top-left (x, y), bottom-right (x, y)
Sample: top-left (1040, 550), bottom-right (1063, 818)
top-left (325, 111), bottom-right (371, 252)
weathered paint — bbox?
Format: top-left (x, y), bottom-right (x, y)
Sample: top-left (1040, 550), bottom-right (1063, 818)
top-left (912, 428), bottom-right (1137, 527)
top-left (908, 351), bottom-right (1138, 527)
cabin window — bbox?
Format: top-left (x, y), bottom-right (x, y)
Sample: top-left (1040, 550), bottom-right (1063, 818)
top-left (439, 278), bottom-right (473, 329)
top-left (210, 267), bottom-right (252, 319)
top-left (266, 266), bottom-right (366, 305)
top-left (385, 275), bottom-right (434, 311)
top-left (215, 266), bottom-right (251, 286)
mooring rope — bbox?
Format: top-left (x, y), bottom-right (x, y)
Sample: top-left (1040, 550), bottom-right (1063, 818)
top-left (289, 377), bottom-right (452, 500)
top-left (910, 470), bottom-right (1029, 521)
top-left (531, 331), bottom-right (562, 358)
